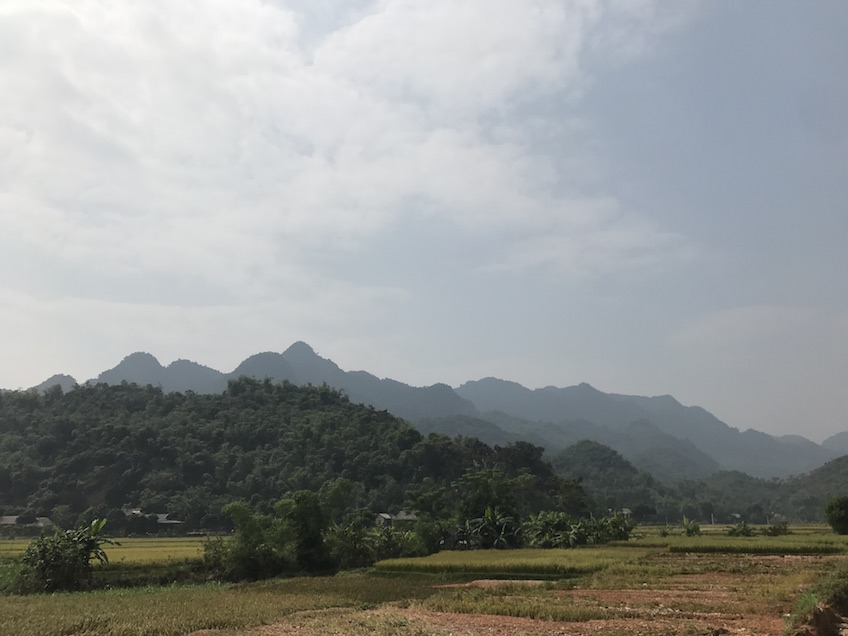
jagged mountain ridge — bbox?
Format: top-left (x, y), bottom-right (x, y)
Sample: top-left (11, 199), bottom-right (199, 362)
top-left (29, 342), bottom-right (841, 480)
top-left (454, 378), bottom-right (837, 479)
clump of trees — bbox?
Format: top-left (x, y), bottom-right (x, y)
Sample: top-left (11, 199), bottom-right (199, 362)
top-left (202, 468), bottom-right (634, 583)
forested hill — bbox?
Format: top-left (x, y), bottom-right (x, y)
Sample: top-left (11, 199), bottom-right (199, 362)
top-left (0, 379), bottom-right (585, 529)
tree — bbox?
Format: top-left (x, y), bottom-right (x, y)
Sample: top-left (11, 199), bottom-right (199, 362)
top-left (275, 490), bottom-right (331, 571)
top-left (825, 496), bottom-right (848, 535)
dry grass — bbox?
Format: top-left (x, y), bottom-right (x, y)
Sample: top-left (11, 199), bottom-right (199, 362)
top-left (375, 546), bottom-right (655, 577)
top-left (0, 575), bottom-right (437, 636)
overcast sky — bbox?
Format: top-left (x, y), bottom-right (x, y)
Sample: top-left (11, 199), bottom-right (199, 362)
top-left (2, 1), bottom-right (846, 441)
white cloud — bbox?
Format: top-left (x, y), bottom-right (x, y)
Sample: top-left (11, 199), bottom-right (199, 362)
top-left (313, 1), bottom-right (588, 118)
top-left (1, 1), bottom-right (694, 296)
top-left (0, 0), bottom-right (703, 392)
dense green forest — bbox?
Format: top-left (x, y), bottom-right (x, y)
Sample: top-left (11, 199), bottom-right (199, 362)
top-left (1, 380), bottom-right (844, 532)
top-left (0, 380), bottom-right (587, 531)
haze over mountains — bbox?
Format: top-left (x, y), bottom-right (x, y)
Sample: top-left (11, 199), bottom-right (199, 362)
top-left (30, 342), bottom-right (845, 481)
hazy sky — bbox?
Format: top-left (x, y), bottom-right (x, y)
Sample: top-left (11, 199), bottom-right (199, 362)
top-left (2, 1), bottom-right (846, 441)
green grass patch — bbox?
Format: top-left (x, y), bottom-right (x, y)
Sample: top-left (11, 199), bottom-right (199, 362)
top-left (785, 561), bottom-right (848, 633)
top-left (375, 547), bottom-right (655, 578)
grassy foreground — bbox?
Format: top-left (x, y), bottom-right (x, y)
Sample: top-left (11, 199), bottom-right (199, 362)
top-left (0, 576), bottom-right (435, 636)
top-left (2, 529), bottom-right (847, 635)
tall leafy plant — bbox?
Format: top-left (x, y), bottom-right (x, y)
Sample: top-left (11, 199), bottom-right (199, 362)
top-left (16, 519), bottom-right (117, 592)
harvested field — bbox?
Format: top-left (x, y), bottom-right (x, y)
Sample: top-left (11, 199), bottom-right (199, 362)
top-left (187, 552), bottom-right (844, 636)
top-left (4, 534), bottom-right (848, 635)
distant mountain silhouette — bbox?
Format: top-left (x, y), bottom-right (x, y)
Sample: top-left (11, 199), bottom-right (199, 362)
top-left (27, 341), bottom-right (843, 481)
top-left (230, 352), bottom-right (295, 385)
top-left (822, 431), bottom-right (848, 455)
top-left (94, 352), bottom-right (228, 393)
top-left (31, 374), bottom-right (77, 393)
top-left (455, 378), bottom-right (836, 479)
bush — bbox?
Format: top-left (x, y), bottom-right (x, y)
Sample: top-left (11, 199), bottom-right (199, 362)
top-left (15, 519), bottom-right (117, 593)
top-left (682, 516), bottom-right (701, 537)
top-left (726, 521), bottom-right (755, 537)
top-left (786, 561), bottom-right (848, 632)
top-left (825, 496), bottom-right (848, 535)
top-left (203, 502), bottom-right (294, 581)
top-left (760, 521), bottom-right (791, 536)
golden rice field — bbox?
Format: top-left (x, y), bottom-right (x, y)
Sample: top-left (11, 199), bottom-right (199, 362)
top-left (0, 536), bottom-right (206, 563)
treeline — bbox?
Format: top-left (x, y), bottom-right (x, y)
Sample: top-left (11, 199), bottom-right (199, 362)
top-left (0, 379), bottom-right (588, 530)
top-left (202, 495), bottom-right (633, 582)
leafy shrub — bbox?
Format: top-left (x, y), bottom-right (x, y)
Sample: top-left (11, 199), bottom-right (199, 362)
top-left (468, 506), bottom-right (520, 549)
top-left (325, 519), bottom-right (376, 569)
top-left (726, 521), bottom-right (755, 537)
top-left (825, 496), bottom-right (848, 535)
top-left (760, 521), bottom-right (791, 536)
top-left (202, 502), bottom-right (295, 581)
top-left (15, 519), bottom-right (117, 593)
top-left (682, 516), bottom-right (701, 537)
top-left (520, 511), bottom-right (634, 549)
top-left (587, 512), bottom-right (634, 543)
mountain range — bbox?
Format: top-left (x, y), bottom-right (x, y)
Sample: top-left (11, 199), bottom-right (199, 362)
top-left (30, 341), bottom-right (846, 481)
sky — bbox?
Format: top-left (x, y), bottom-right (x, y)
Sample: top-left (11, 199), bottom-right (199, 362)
top-left (1, 1), bottom-right (847, 442)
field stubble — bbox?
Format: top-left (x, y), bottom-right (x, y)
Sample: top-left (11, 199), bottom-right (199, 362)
top-left (1, 531), bottom-right (847, 635)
